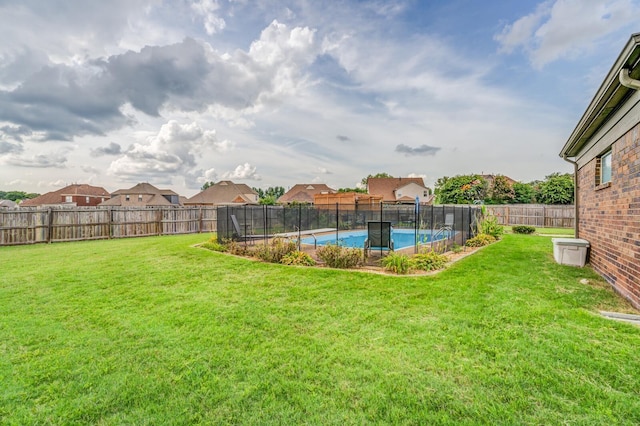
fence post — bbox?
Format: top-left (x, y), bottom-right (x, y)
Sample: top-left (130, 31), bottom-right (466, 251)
top-left (47, 208), bottom-right (53, 243)
top-left (467, 205), bottom-right (472, 243)
top-left (414, 200), bottom-right (418, 254)
top-left (263, 205), bottom-right (267, 244)
top-left (111, 208), bottom-right (115, 239)
top-left (335, 203), bottom-right (339, 243)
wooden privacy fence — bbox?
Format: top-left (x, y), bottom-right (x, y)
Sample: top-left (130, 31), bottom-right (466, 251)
top-left (486, 204), bottom-right (574, 228)
top-left (0, 207), bottom-right (217, 246)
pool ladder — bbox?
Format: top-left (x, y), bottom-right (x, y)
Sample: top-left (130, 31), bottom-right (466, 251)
top-left (426, 224), bottom-right (453, 252)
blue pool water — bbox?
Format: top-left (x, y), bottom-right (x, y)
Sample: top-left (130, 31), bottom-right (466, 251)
top-left (301, 229), bottom-right (451, 250)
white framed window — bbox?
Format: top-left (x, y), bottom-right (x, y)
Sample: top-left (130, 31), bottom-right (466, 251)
top-left (125, 195), bottom-right (130, 201)
top-left (599, 150), bottom-right (612, 184)
top-left (65, 196), bottom-right (72, 202)
top-left (85, 196), bottom-right (90, 203)
top-left (138, 194), bottom-right (143, 201)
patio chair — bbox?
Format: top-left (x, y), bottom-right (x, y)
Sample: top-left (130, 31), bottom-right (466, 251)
top-left (364, 221), bottom-right (393, 257)
top-left (230, 214), bottom-right (251, 241)
top-left (443, 213), bottom-right (454, 231)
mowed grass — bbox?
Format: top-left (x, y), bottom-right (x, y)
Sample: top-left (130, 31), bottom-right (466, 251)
top-left (1, 234), bottom-right (639, 425)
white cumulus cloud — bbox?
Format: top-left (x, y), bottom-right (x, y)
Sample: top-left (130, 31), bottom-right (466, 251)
top-left (107, 120), bottom-right (231, 185)
top-left (495, 0), bottom-right (640, 68)
top-left (191, 0), bottom-right (226, 35)
top-left (221, 162), bottom-right (261, 180)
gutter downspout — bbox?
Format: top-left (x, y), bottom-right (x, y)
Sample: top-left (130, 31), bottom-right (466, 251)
top-left (561, 155), bottom-right (579, 238)
top-left (620, 68), bottom-right (640, 90)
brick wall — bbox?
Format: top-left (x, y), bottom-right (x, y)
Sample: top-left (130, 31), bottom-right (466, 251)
top-left (577, 123), bottom-right (640, 308)
top-left (71, 195), bottom-right (108, 207)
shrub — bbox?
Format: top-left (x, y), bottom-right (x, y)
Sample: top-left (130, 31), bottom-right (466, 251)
top-left (478, 208), bottom-right (504, 239)
top-left (226, 240), bottom-right (251, 256)
top-left (254, 238), bottom-right (297, 263)
top-left (411, 251), bottom-right (449, 271)
top-left (281, 251), bottom-right (316, 266)
top-left (201, 240), bottom-right (228, 252)
top-left (200, 235), bottom-right (228, 252)
top-left (316, 244), bottom-right (363, 269)
top-left (465, 233), bottom-right (497, 247)
top-left (380, 252), bottom-right (411, 274)
top-left (512, 225), bottom-right (536, 234)
top-left (451, 243), bottom-right (463, 254)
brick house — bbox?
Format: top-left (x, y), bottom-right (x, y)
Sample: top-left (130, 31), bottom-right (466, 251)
top-left (19, 184), bottom-right (110, 207)
top-left (100, 182), bottom-right (182, 207)
top-left (560, 33), bottom-right (640, 308)
top-left (184, 181), bottom-right (259, 206)
top-left (366, 177), bottom-right (433, 204)
top-left (277, 184), bottom-right (336, 205)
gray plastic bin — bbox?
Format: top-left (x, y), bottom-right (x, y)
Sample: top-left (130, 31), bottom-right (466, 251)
top-left (552, 238), bottom-right (590, 267)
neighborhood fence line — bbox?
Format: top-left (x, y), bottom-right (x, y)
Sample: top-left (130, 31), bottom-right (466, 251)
top-left (485, 204), bottom-right (574, 228)
top-left (0, 207), bottom-right (217, 246)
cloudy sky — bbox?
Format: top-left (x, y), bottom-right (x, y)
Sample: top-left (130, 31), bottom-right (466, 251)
top-left (1, 0), bottom-right (638, 196)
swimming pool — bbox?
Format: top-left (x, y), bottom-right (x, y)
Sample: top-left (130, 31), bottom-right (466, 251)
top-left (300, 229), bottom-right (451, 250)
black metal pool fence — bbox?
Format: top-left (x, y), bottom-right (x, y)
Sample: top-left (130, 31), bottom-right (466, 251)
top-left (217, 204), bottom-right (482, 250)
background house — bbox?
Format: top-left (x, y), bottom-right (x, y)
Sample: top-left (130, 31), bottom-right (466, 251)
top-left (100, 183), bottom-right (181, 207)
top-left (480, 174), bottom-right (517, 188)
top-left (184, 181), bottom-right (258, 206)
top-left (19, 184), bottom-right (110, 208)
top-left (560, 32), bottom-right (640, 308)
top-left (277, 184), bottom-right (336, 205)
top-left (0, 200), bottom-right (17, 209)
top-left (367, 177), bottom-right (432, 204)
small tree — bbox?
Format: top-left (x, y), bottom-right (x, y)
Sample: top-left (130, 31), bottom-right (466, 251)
top-left (201, 181), bottom-right (215, 191)
top-left (338, 187), bottom-right (367, 193)
top-left (536, 173), bottom-right (574, 205)
top-left (512, 182), bottom-right (536, 204)
top-left (253, 187), bottom-right (265, 199)
top-left (259, 196), bottom-right (277, 205)
top-left (253, 186), bottom-right (285, 204)
top-left (487, 175), bottom-right (515, 204)
top-left (435, 175), bottom-right (488, 204)
top-left (265, 186), bottom-right (285, 199)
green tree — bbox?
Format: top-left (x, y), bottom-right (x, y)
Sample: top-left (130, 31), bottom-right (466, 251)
top-left (487, 175), bottom-right (515, 204)
top-left (361, 172), bottom-right (393, 187)
top-left (259, 196), bottom-right (277, 205)
top-left (337, 187), bottom-right (367, 193)
top-left (0, 191), bottom-right (40, 201)
top-left (435, 175), bottom-right (488, 204)
top-left (201, 181), bottom-right (215, 191)
top-left (253, 186), bottom-right (285, 204)
top-left (265, 186), bottom-right (285, 199)
top-left (536, 173), bottom-right (574, 205)
top-left (512, 182), bottom-right (536, 204)
top-left (253, 187), bottom-right (265, 199)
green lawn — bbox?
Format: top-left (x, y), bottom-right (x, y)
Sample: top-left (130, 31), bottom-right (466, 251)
top-left (1, 234), bottom-right (639, 424)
